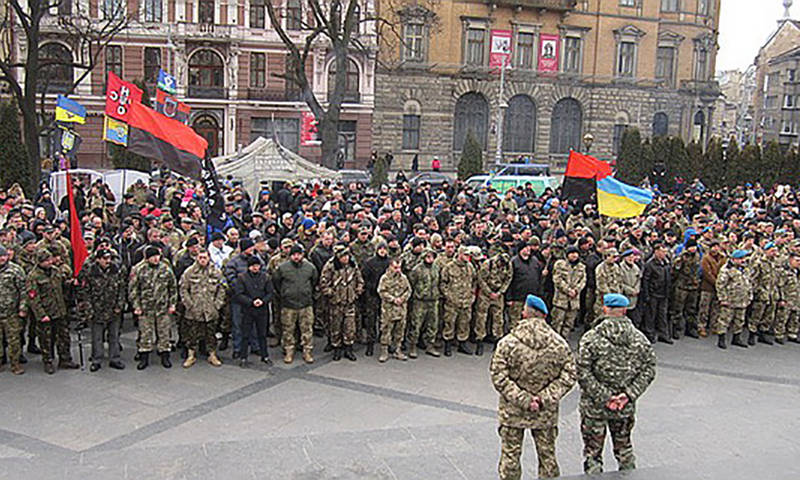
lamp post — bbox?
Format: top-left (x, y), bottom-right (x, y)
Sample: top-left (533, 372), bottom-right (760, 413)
top-left (494, 56), bottom-right (510, 168)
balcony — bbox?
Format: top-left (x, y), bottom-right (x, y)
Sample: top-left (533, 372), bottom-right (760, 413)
top-left (188, 86), bottom-right (228, 99)
top-left (485, 0), bottom-right (577, 11)
top-left (176, 22), bottom-right (240, 42)
top-left (246, 88), bottom-right (303, 102)
top-left (679, 79), bottom-right (721, 103)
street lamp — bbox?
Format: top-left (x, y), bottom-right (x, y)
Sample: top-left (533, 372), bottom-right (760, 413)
top-left (583, 132), bottom-right (594, 153)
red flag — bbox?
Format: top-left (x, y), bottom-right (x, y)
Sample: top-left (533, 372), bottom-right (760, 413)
top-left (105, 72), bottom-right (143, 123)
top-left (564, 151), bottom-right (613, 179)
top-left (66, 172), bottom-right (88, 278)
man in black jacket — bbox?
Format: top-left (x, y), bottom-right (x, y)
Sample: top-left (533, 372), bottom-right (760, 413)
top-left (361, 242), bottom-right (391, 356)
top-left (233, 257), bottom-right (273, 367)
top-left (505, 241), bottom-right (542, 332)
top-left (642, 242), bottom-right (672, 344)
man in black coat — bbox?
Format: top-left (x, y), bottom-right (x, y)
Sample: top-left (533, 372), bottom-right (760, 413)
top-left (233, 257), bottom-right (273, 367)
top-left (505, 241), bottom-right (542, 331)
top-left (360, 242), bottom-right (391, 356)
top-left (641, 242), bottom-right (672, 344)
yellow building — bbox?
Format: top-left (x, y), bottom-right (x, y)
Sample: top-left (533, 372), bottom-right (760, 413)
top-left (374, 0), bottom-right (721, 171)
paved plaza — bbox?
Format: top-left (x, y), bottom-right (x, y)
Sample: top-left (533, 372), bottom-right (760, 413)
top-left (1, 327), bottom-right (799, 480)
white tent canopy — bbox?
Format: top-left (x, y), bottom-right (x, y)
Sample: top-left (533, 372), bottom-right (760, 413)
top-left (212, 137), bottom-right (340, 199)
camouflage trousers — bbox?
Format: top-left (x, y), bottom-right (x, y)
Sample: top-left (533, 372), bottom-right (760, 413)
top-left (380, 311), bottom-right (406, 347)
top-left (0, 316), bottom-right (23, 367)
top-left (315, 296), bottom-right (331, 336)
top-left (408, 299), bottom-right (438, 346)
top-left (506, 301), bottom-right (525, 333)
top-left (581, 288), bottom-right (596, 329)
top-left (581, 415), bottom-right (636, 474)
top-left (713, 306), bottom-right (746, 336)
top-left (137, 313), bottom-right (173, 353)
top-left (281, 306), bottom-right (314, 353)
top-left (671, 287), bottom-right (698, 332)
top-left (361, 295), bottom-right (381, 344)
top-left (185, 319), bottom-right (218, 353)
top-left (329, 303), bottom-right (357, 347)
top-left (498, 425), bottom-right (559, 480)
top-left (475, 294), bottom-right (504, 341)
top-left (270, 298), bottom-right (281, 338)
top-left (218, 291), bottom-right (232, 335)
top-left (773, 307), bottom-right (799, 341)
top-left (749, 300), bottom-right (776, 334)
top-left (551, 306), bottom-right (579, 340)
top-left (38, 316), bottom-right (72, 364)
top-left (442, 301), bottom-right (472, 342)
top-left (697, 290), bottom-right (718, 331)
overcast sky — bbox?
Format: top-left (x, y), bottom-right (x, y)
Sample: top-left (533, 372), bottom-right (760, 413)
top-left (717, 0), bottom-right (789, 72)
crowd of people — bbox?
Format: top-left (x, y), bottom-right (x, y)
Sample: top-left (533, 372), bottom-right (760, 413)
top-left (0, 171), bottom-right (797, 378)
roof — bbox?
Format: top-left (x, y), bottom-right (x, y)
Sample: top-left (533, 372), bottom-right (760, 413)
top-left (757, 19), bottom-right (800, 63)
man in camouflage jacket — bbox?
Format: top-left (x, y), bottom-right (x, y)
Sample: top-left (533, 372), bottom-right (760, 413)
top-left (670, 240), bottom-right (701, 339)
top-left (774, 252), bottom-right (800, 344)
top-left (551, 246), bottom-right (587, 340)
top-left (377, 258), bottom-right (412, 362)
top-left (440, 246), bottom-right (477, 356)
top-left (474, 252), bottom-right (513, 354)
top-left (407, 249), bottom-right (441, 358)
top-left (714, 250), bottom-right (753, 349)
top-left (748, 242), bottom-right (779, 345)
top-left (0, 245), bottom-right (28, 375)
top-left (180, 250), bottom-right (226, 368)
top-left (319, 244), bottom-right (364, 361)
top-left (593, 249), bottom-right (623, 323)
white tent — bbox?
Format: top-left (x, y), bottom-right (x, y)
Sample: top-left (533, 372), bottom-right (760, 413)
top-left (212, 137), bottom-right (340, 199)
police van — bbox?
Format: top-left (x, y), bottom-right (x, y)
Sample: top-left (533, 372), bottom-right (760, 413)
top-left (466, 163), bottom-right (559, 196)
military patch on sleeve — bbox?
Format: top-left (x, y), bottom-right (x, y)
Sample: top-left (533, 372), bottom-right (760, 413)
top-left (28, 289), bottom-right (36, 299)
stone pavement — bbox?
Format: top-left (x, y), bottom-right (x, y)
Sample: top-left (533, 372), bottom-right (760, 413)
top-left (1, 327), bottom-right (800, 480)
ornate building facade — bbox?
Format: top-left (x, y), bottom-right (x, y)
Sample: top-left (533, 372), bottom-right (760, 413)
top-left (374, 0), bottom-right (721, 172)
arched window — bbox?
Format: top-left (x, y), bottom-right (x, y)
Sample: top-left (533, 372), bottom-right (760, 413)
top-left (549, 97), bottom-right (582, 154)
top-left (652, 112), bottom-right (669, 137)
top-left (327, 59), bottom-right (360, 102)
top-left (453, 92), bottom-right (489, 151)
top-left (38, 43), bottom-right (73, 93)
top-left (502, 95), bottom-right (536, 154)
top-left (693, 110), bottom-right (706, 143)
top-left (188, 49), bottom-right (224, 98)
top-left (193, 115), bottom-right (222, 157)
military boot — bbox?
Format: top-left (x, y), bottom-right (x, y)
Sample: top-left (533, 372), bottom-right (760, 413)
top-left (717, 334), bottom-right (727, 350)
top-left (789, 336), bottom-right (800, 344)
top-left (758, 332), bottom-right (774, 345)
top-left (686, 325), bottom-right (700, 339)
top-left (208, 351), bottom-right (222, 367)
top-left (43, 361), bottom-right (55, 375)
top-left (160, 352), bottom-right (173, 368)
top-left (747, 331), bottom-right (757, 346)
top-left (378, 345), bottom-right (389, 363)
top-left (425, 346), bottom-right (441, 357)
top-left (218, 333), bottom-right (230, 351)
top-left (343, 346), bottom-right (357, 362)
top-left (393, 344), bottom-right (407, 361)
top-left (27, 343), bottom-right (41, 355)
top-left (775, 336), bottom-right (785, 345)
top-left (408, 345), bottom-right (418, 359)
top-left (183, 349), bottom-right (197, 368)
top-left (10, 364), bottom-right (24, 375)
top-left (698, 326), bottom-right (707, 337)
top-left (443, 341), bottom-right (453, 357)
top-left (323, 341), bottom-right (334, 353)
top-left (457, 341), bottom-right (473, 355)
top-left (475, 342), bottom-right (484, 356)
top-left (137, 352), bottom-right (150, 370)
top-left (284, 350), bottom-right (294, 364)
top-left (59, 359), bottom-right (79, 370)
top-left (365, 343), bottom-right (374, 357)
top-left (302, 349), bottom-right (314, 364)
top-left (731, 333), bottom-right (748, 348)
top-left (332, 347), bottom-right (342, 361)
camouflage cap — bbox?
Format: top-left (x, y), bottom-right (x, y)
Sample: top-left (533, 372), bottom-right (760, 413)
top-left (333, 244), bottom-right (350, 256)
top-left (280, 238), bottom-right (294, 248)
top-left (605, 248), bottom-right (619, 257)
top-left (36, 249), bottom-right (54, 263)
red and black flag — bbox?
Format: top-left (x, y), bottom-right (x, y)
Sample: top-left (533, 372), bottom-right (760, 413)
top-left (126, 101), bottom-right (207, 178)
top-left (560, 150), bottom-right (613, 204)
top-left (154, 89), bottom-right (191, 124)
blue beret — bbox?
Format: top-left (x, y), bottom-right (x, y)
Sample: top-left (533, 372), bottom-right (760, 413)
top-left (603, 293), bottom-right (630, 308)
top-left (525, 295), bottom-right (548, 315)
top-left (764, 242), bottom-right (776, 251)
top-left (731, 249), bottom-right (749, 259)
top-left (301, 218), bottom-right (317, 229)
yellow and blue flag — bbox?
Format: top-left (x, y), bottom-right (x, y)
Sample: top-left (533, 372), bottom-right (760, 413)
top-left (596, 175), bottom-right (653, 218)
top-left (103, 115), bottom-right (129, 146)
top-left (55, 95), bottom-right (86, 124)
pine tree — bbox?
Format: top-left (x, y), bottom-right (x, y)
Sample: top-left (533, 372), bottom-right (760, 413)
top-left (761, 140), bottom-right (783, 188)
top-left (616, 128), bottom-right (644, 184)
top-left (650, 135), bottom-right (672, 191)
top-left (724, 139), bottom-right (744, 188)
top-left (664, 136), bottom-right (689, 188)
top-left (458, 131), bottom-right (484, 180)
top-left (780, 146), bottom-right (800, 185)
top-left (0, 100), bottom-right (32, 195)
top-left (110, 79), bottom-right (153, 172)
top-left (370, 154), bottom-right (388, 187)
top-left (686, 140), bottom-right (704, 183)
top-left (702, 138), bottom-right (725, 189)
top-left (735, 144), bottom-right (761, 188)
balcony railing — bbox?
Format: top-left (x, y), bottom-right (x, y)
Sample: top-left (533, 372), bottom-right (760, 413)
top-left (188, 85), bottom-right (228, 99)
top-left (246, 88), bottom-right (303, 102)
top-left (679, 79), bottom-right (721, 102)
top-left (176, 22), bottom-right (240, 41)
top-left (487, 0), bottom-right (577, 11)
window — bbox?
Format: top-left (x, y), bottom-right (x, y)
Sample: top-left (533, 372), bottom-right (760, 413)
top-left (695, 46), bottom-right (708, 80)
top-left (465, 28), bottom-right (486, 66)
top-left (782, 120), bottom-right (796, 134)
top-left (503, 95), bottom-right (536, 153)
top-left (453, 92), bottom-right (489, 150)
top-left (698, 0), bottom-right (709, 15)
top-left (620, 0), bottom-right (635, 6)
top-left (789, 69), bottom-right (796, 82)
top-left (656, 46), bottom-right (675, 86)
top-left (37, 43), bottom-right (72, 93)
top-left (549, 97), bottom-right (582, 154)
top-left (188, 50), bottom-right (225, 98)
top-left (199, 0), bottom-right (214, 23)
top-left (765, 96), bottom-right (777, 109)
top-left (328, 59), bottom-right (360, 102)
top-left (105, 45), bottom-right (123, 78)
top-left (143, 0), bottom-right (162, 22)
top-left (59, 0), bottom-right (72, 15)
top-left (693, 110), bottom-right (705, 143)
top-left (250, 53), bottom-right (266, 88)
top-left (613, 124), bottom-right (627, 155)
top-left (563, 37), bottom-right (582, 73)
top-left (402, 114), bottom-right (421, 150)
top-left (785, 95), bottom-right (796, 108)
top-left (250, 118), bottom-right (300, 151)
top-left (515, 32), bottom-right (535, 70)
top-left (144, 47), bottom-right (161, 86)
top-left (103, 0), bottom-right (123, 19)
top-left (617, 41), bottom-right (636, 77)
top-left (661, 0), bottom-right (679, 12)
top-left (652, 112), bottom-right (669, 137)
top-left (404, 23), bottom-right (425, 62)
top-left (286, 0), bottom-right (302, 30)
top-left (250, 0), bottom-right (265, 28)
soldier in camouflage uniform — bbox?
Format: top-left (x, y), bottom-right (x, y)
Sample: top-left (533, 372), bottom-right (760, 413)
top-left (267, 238), bottom-right (293, 346)
top-left (15, 234), bottom-right (39, 355)
top-left (319, 244), bottom-right (364, 361)
top-left (26, 249), bottom-right (78, 374)
top-left (490, 294), bottom-right (576, 480)
top-left (748, 242), bottom-right (779, 345)
top-left (714, 250), bottom-right (753, 349)
top-left (440, 246), bottom-right (477, 356)
top-left (179, 250), bottom-right (226, 368)
top-left (129, 246), bottom-right (178, 369)
top-left (578, 294), bottom-right (656, 475)
top-left (377, 259), bottom-right (412, 362)
top-left (474, 252), bottom-right (513, 354)
top-left (593, 249), bottom-right (622, 323)
top-left (78, 250), bottom-right (126, 372)
top-left (407, 249), bottom-right (441, 358)
top-left (0, 245), bottom-right (28, 375)
top-left (551, 246), bottom-right (587, 340)
top-left (774, 252), bottom-right (800, 344)
top-left (400, 238), bottom-right (426, 274)
top-left (670, 240), bottom-right (701, 339)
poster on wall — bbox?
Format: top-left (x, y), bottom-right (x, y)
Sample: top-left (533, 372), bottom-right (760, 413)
top-left (538, 34), bottom-right (560, 73)
top-left (489, 30), bottom-right (512, 70)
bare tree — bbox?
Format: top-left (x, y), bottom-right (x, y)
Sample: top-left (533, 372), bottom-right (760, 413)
top-left (0, 0), bottom-right (129, 192)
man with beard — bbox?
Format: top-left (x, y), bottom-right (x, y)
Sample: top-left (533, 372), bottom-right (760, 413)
top-left (272, 244), bottom-right (318, 364)
top-left (180, 251), bottom-right (226, 368)
top-left (506, 241), bottom-right (542, 333)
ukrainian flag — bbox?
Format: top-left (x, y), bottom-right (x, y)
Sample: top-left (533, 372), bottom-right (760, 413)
top-left (596, 176), bottom-right (653, 218)
top-left (55, 95), bottom-right (86, 124)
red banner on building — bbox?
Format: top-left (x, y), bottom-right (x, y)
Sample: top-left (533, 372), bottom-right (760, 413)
top-left (489, 30), bottom-right (512, 70)
top-left (105, 72), bottom-right (143, 122)
top-left (300, 112), bottom-right (319, 146)
top-left (538, 34), bottom-right (560, 73)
